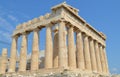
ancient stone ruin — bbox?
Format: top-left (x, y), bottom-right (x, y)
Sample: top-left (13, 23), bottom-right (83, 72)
top-left (0, 2), bottom-right (109, 77)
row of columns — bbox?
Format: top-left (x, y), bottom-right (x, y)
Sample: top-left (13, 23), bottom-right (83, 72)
top-left (0, 21), bottom-right (109, 75)
top-left (44, 21), bottom-right (109, 74)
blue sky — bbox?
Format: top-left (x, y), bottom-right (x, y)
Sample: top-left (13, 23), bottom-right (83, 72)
top-left (0, 0), bottom-right (120, 74)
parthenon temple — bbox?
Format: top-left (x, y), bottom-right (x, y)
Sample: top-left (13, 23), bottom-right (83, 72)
top-left (0, 2), bottom-right (109, 77)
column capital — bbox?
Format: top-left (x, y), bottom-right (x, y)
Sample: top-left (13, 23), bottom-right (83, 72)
top-left (98, 42), bottom-right (102, 47)
top-left (94, 40), bottom-right (99, 44)
top-left (33, 28), bottom-right (40, 32)
top-left (95, 39), bottom-right (104, 48)
top-left (76, 30), bottom-right (80, 34)
top-left (76, 28), bottom-right (82, 33)
top-left (50, 20), bottom-right (57, 25)
top-left (66, 23), bottom-right (74, 28)
top-left (21, 32), bottom-right (29, 37)
top-left (99, 44), bottom-right (103, 48)
top-left (46, 22), bottom-right (54, 28)
top-left (57, 18), bottom-right (66, 23)
top-left (84, 33), bottom-right (88, 38)
top-left (53, 25), bottom-right (59, 32)
top-left (89, 36), bottom-right (95, 42)
top-left (99, 43), bottom-right (104, 49)
top-left (82, 32), bottom-right (88, 37)
top-left (12, 35), bottom-right (19, 39)
top-left (102, 46), bottom-right (106, 49)
top-left (58, 20), bottom-right (66, 24)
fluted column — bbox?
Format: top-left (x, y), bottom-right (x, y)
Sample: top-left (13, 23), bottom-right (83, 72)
top-left (45, 24), bottom-right (53, 68)
top-left (31, 28), bottom-right (39, 71)
top-left (19, 33), bottom-right (28, 72)
top-left (68, 25), bottom-right (76, 69)
top-left (0, 48), bottom-right (8, 74)
top-left (89, 38), bottom-right (97, 72)
top-left (94, 41), bottom-right (102, 72)
top-left (84, 35), bottom-right (92, 71)
top-left (53, 26), bottom-right (59, 68)
top-left (8, 36), bottom-right (18, 72)
top-left (76, 31), bottom-right (85, 70)
top-left (58, 21), bottom-right (68, 68)
top-left (99, 45), bottom-right (106, 73)
top-left (103, 47), bottom-right (109, 74)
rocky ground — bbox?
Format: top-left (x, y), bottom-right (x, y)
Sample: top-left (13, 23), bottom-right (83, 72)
top-left (0, 69), bottom-right (111, 77)
top-left (1, 71), bottom-right (110, 77)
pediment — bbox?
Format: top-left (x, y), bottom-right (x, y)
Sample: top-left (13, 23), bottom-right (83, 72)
top-left (51, 2), bottom-right (79, 15)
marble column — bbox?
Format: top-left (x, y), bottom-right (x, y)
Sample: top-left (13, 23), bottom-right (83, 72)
top-left (31, 28), bottom-right (39, 71)
top-left (84, 35), bottom-right (92, 71)
top-left (45, 25), bottom-right (53, 68)
top-left (89, 38), bottom-right (97, 72)
top-left (68, 25), bottom-right (76, 69)
top-left (76, 31), bottom-right (85, 70)
top-left (94, 41), bottom-right (102, 72)
top-left (53, 26), bottom-right (59, 68)
top-left (19, 33), bottom-right (28, 72)
top-left (0, 48), bottom-right (8, 74)
top-left (99, 45), bottom-right (106, 73)
top-left (8, 36), bottom-right (18, 72)
top-left (63, 25), bottom-right (68, 68)
top-left (103, 47), bottom-right (109, 74)
top-left (58, 21), bottom-right (68, 68)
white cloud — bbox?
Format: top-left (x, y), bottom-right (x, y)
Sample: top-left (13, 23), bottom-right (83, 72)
top-left (111, 67), bottom-right (119, 74)
top-left (0, 6), bottom-right (18, 37)
top-left (112, 68), bottom-right (118, 72)
top-left (0, 40), bottom-right (11, 45)
top-left (8, 15), bottom-right (19, 22)
top-left (0, 17), bottom-right (15, 31)
top-left (0, 30), bottom-right (11, 42)
top-left (0, 5), bottom-right (30, 47)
